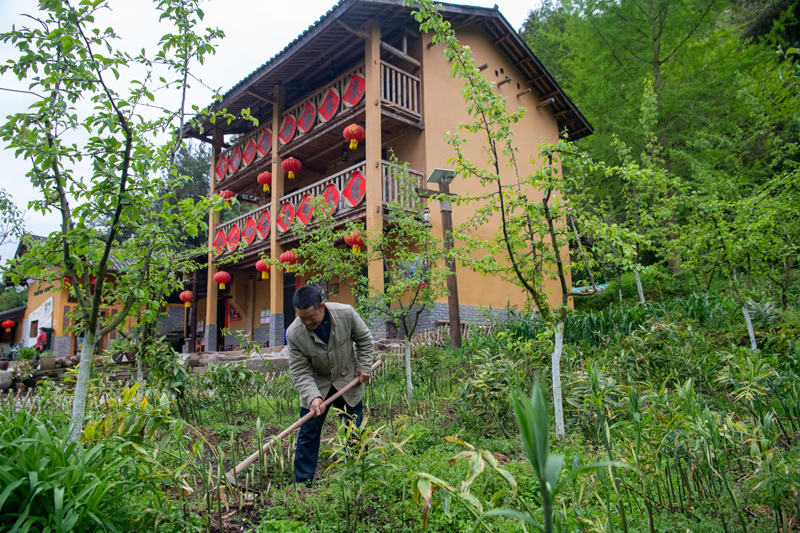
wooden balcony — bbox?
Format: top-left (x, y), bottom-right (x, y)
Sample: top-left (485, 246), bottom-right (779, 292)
top-left (214, 61), bottom-right (423, 195)
top-left (211, 160), bottom-right (423, 262)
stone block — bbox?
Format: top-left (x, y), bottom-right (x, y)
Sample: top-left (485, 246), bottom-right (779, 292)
top-left (0, 370), bottom-right (11, 390)
top-left (39, 355), bottom-right (56, 370)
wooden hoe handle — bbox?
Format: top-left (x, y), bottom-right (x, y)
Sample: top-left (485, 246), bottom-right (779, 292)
top-left (225, 359), bottom-right (383, 485)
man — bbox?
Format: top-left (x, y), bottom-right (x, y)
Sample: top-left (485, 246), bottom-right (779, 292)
top-left (286, 285), bottom-right (374, 486)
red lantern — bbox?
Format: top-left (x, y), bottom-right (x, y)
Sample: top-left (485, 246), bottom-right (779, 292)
top-left (343, 124), bottom-right (365, 150)
top-left (90, 277), bottom-right (97, 285)
top-left (256, 259), bottom-right (270, 280)
top-left (282, 157), bottom-right (302, 180)
top-left (420, 282), bottom-right (427, 289)
top-left (1, 320), bottom-right (14, 333)
top-left (257, 171), bottom-right (272, 192)
top-left (214, 271), bottom-right (231, 290)
top-left (280, 250), bottom-right (297, 271)
top-left (179, 290), bottom-right (193, 308)
top-left (63, 277), bottom-right (72, 285)
top-left (344, 231), bottom-right (364, 253)
top-left (219, 190), bottom-right (235, 204)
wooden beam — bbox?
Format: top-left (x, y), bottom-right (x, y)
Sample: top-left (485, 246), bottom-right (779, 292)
top-left (516, 88), bottom-right (532, 97)
top-left (554, 109), bottom-right (572, 118)
top-left (380, 41), bottom-right (420, 68)
top-left (537, 97), bottom-right (555, 108)
top-left (337, 19), bottom-right (370, 41)
top-left (426, 40), bottom-right (437, 49)
top-left (477, 63), bottom-right (489, 72)
top-left (497, 76), bottom-right (512, 87)
top-left (245, 91), bottom-right (274, 105)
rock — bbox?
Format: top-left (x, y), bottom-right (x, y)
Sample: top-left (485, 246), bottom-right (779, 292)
top-left (246, 354), bottom-right (290, 374)
top-left (0, 370), bottom-right (11, 390)
top-left (39, 355), bottom-right (56, 371)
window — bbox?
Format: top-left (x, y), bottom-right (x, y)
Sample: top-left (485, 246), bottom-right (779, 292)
top-left (29, 320), bottom-right (38, 337)
top-left (260, 309), bottom-right (270, 325)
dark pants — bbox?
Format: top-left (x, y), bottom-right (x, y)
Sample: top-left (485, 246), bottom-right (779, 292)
top-left (294, 386), bottom-right (363, 485)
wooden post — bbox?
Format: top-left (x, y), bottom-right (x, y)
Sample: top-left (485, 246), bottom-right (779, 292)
top-left (269, 85), bottom-right (286, 346)
top-left (365, 19), bottom-right (384, 294)
top-left (204, 128), bottom-right (223, 351)
top-left (246, 276), bottom-right (255, 341)
top-left (438, 182), bottom-right (462, 348)
top-left (190, 271), bottom-right (197, 352)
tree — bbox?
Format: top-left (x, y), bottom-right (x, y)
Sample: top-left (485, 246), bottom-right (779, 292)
top-left (272, 159), bottom-right (449, 402)
top-left (0, 188), bottom-right (25, 253)
top-left (408, 0), bottom-right (644, 441)
top-left (0, 0), bottom-right (238, 443)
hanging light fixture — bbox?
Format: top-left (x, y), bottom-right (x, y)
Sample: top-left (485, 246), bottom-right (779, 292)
top-left (214, 271), bottom-right (231, 290)
top-left (257, 171), bottom-right (272, 192)
top-left (179, 290), bottom-right (193, 308)
top-left (255, 259), bottom-right (270, 280)
top-left (282, 157), bottom-right (302, 180)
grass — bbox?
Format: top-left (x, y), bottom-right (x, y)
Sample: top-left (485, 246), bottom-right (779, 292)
top-left (1, 279), bottom-right (799, 532)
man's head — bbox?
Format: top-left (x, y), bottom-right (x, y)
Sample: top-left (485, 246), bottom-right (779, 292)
top-left (293, 285), bottom-right (326, 330)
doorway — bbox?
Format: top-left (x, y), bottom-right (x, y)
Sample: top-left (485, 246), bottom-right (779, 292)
top-left (283, 274), bottom-right (296, 335)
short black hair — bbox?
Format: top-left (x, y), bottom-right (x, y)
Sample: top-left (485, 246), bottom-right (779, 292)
top-left (293, 285), bottom-right (323, 310)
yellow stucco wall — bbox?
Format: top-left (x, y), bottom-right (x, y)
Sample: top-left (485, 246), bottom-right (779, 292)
top-left (413, 23), bottom-right (569, 312)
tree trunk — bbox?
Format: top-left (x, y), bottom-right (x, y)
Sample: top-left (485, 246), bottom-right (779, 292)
top-left (552, 318), bottom-right (565, 441)
top-left (634, 270), bottom-right (646, 304)
top-left (742, 305), bottom-right (757, 351)
top-left (404, 335), bottom-right (413, 403)
top-left (68, 329), bottom-right (96, 443)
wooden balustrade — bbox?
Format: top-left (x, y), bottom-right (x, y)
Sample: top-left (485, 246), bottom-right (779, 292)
top-left (382, 160), bottom-right (424, 209)
top-left (278, 163), bottom-right (367, 228)
top-left (380, 61), bottom-right (421, 118)
top-left (217, 61), bottom-right (421, 187)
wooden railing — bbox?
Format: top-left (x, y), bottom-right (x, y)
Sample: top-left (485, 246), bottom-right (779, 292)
top-left (217, 61), bottom-right (422, 188)
top-left (380, 61), bottom-right (421, 119)
top-left (382, 160), bottom-right (424, 210)
top-left (215, 202), bottom-right (271, 255)
top-left (279, 162), bottom-right (367, 225)
top-left (280, 63), bottom-right (366, 144)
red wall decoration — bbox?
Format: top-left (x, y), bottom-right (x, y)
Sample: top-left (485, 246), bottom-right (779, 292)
top-left (242, 138), bottom-right (257, 166)
top-left (256, 210), bottom-right (270, 240)
top-left (256, 129), bottom-right (272, 156)
top-left (215, 155), bottom-right (228, 181)
top-left (276, 202), bottom-right (295, 233)
top-left (226, 223), bottom-right (241, 252)
top-left (213, 229), bottom-right (226, 255)
top-left (242, 216), bottom-right (257, 245)
top-left (342, 170), bottom-right (366, 207)
top-left (342, 74), bottom-right (366, 107)
top-left (228, 147), bottom-right (242, 174)
top-left (318, 88), bottom-right (340, 123)
top-left (322, 183), bottom-right (340, 216)
top-left (278, 114), bottom-right (296, 145)
top-left (297, 102), bottom-right (316, 134)
top-left (295, 194), bottom-right (314, 225)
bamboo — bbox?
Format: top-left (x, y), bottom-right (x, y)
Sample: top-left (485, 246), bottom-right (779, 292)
top-left (226, 360), bottom-right (383, 485)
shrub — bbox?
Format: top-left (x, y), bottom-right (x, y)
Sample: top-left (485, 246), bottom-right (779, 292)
top-left (0, 412), bottom-right (152, 531)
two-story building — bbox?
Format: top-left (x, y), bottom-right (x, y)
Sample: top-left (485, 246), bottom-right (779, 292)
top-left (182, 0), bottom-right (591, 351)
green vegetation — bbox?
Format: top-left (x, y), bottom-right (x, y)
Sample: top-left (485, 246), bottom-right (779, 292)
top-left (1, 290), bottom-right (798, 532)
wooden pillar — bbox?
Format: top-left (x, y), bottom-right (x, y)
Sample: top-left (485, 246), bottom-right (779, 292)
top-left (269, 85), bottom-right (286, 346)
top-left (204, 128), bottom-right (223, 351)
top-left (246, 276), bottom-right (255, 341)
top-left (365, 19), bottom-right (384, 293)
top-left (189, 270), bottom-right (197, 352)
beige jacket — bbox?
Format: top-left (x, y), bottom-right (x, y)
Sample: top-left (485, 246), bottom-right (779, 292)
top-left (286, 302), bottom-right (375, 409)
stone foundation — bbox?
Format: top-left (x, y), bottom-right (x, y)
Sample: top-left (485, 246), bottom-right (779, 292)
top-left (267, 314), bottom-right (285, 348)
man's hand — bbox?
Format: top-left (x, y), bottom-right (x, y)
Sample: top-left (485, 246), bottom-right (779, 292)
top-left (356, 372), bottom-right (371, 384)
top-left (309, 397), bottom-right (325, 417)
